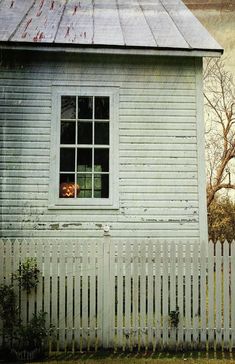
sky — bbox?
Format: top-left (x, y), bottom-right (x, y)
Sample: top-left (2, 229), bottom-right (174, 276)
top-left (184, 1), bottom-right (235, 201)
top-left (184, 0), bottom-right (235, 76)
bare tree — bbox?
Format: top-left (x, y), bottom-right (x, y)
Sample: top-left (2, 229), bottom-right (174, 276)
top-left (204, 58), bottom-right (235, 207)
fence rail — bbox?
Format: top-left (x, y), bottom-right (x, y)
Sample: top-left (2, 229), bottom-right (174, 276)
top-left (0, 238), bottom-right (235, 351)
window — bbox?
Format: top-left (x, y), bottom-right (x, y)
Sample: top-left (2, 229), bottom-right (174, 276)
top-left (49, 87), bottom-right (119, 209)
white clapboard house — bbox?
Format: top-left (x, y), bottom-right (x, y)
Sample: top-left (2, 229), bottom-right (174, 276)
top-left (0, 0), bottom-right (222, 242)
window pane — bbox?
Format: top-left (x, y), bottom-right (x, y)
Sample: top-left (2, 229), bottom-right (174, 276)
top-left (95, 97), bottom-right (109, 120)
top-left (94, 174), bottom-right (109, 198)
top-left (59, 174), bottom-right (76, 198)
top-left (94, 148), bottom-right (109, 172)
top-left (77, 174), bottom-right (92, 198)
top-left (95, 122), bottom-right (109, 145)
top-left (61, 121), bottom-right (75, 144)
top-left (77, 148), bottom-right (92, 172)
top-left (78, 97), bottom-right (92, 119)
top-left (60, 148), bottom-right (75, 172)
top-left (77, 122), bottom-right (92, 144)
top-left (61, 96), bottom-right (76, 119)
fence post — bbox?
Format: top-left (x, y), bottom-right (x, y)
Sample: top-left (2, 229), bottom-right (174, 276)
top-left (102, 232), bottom-right (111, 348)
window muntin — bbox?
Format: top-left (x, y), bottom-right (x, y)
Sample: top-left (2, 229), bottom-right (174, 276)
top-left (59, 95), bottom-right (110, 200)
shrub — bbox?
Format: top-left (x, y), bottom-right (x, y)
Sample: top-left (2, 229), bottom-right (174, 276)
top-left (0, 284), bottom-right (19, 343)
top-left (14, 257), bottom-right (40, 294)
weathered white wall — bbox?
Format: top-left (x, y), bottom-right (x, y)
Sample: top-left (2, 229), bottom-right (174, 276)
top-left (0, 51), bottom-right (206, 241)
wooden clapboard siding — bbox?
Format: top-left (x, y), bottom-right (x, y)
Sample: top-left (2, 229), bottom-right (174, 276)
top-left (0, 51), bottom-right (205, 241)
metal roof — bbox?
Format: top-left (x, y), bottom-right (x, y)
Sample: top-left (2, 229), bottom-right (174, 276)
top-left (0, 0), bottom-right (223, 55)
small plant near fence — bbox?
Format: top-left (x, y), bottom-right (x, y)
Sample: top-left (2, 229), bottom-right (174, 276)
top-left (0, 258), bottom-right (52, 360)
top-left (169, 307), bottom-right (180, 329)
top-left (13, 257), bottom-right (40, 294)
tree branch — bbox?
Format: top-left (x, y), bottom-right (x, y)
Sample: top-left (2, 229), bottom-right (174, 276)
top-left (204, 57), bottom-right (235, 207)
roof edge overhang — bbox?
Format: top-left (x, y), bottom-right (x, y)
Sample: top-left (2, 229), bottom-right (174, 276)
top-left (0, 42), bottom-right (223, 58)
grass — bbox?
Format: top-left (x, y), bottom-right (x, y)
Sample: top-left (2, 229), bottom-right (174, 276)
top-left (28, 350), bottom-right (235, 364)
top-left (3, 350), bottom-right (235, 363)
top-left (31, 359), bottom-right (235, 364)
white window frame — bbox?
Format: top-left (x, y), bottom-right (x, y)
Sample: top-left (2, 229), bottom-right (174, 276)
top-left (49, 86), bottom-right (119, 209)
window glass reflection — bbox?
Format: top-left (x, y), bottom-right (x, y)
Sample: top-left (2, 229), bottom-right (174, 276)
top-left (94, 174), bottom-right (109, 198)
top-left (94, 149), bottom-right (109, 172)
top-left (78, 97), bottom-right (92, 119)
top-left (95, 122), bottom-right (109, 145)
top-left (60, 148), bottom-right (75, 172)
top-left (95, 97), bottom-right (109, 120)
top-left (61, 121), bottom-right (75, 144)
top-left (77, 148), bottom-right (92, 172)
top-left (77, 122), bottom-right (92, 144)
top-left (61, 96), bottom-right (76, 119)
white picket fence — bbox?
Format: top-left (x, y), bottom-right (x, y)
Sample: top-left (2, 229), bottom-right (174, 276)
top-left (0, 238), bottom-right (235, 351)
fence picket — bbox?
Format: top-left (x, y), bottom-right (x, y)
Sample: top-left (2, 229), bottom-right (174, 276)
top-left (13, 239), bottom-right (20, 292)
top-left (82, 242), bottom-right (89, 350)
top-left (169, 242), bottom-right (176, 346)
top-left (208, 241), bottom-right (215, 349)
top-left (74, 242), bottom-right (81, 351)
top-left (147, 241), bottom-right (154, 348)
top-left (223, 241), bottom-right (230, 349)
top-left (124, 241), bottom-right (131, 350)
top-left (27, 240), bottom-right (36, 321)
top-left (140, 241), bottom-right (147, 349)
top-left (162, 242), bottom-right (169, 348)
top-left (0, 240), bottom-right (4, 285)
top-left (154, 241), bottom-right (161, 350)
top-left (192, 243), bottom-right (199, 347)
top-left (117, 242), bottom-right (124, 349)
top-left (97, 240), bottom-right (103, 349)
top-left (132, 242), bottom-right (139, 349)
top-left (66, 241), bottom-right (74, 350)
top-left (232, 241), bottom-right (235, 348)
top-left (0, 240), bottom-right (5, 347)
top-left (102, 236), bottom-right (111, 349)
top-left (35, 241), bottom-right (43, 317)
top-left (89, 241), bottom-right (97, 349)
top-left (3, 238), bottom-right (13, 349)
top-left (20, 239), bottom-right (28, 326)
top-left (58, 241), bottom-right (66, 350)
top-left (43, 241), bottom-right (51, 335)
top-left (4, 239), bottom-right (12, 286)
top-left (177, 242), bottom-right (183, 348)
top-left (185, 243), bottom-right (191, 347)
top-left (199, 241), bottom-right (207, 348)
top-left (51, 241), bottom-right (59, 351)
top-left (215, 242), bottom-right (222, 349)
top-left (109, 240), bottom-right (115, 348)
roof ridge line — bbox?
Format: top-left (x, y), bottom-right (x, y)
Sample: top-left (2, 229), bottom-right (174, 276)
top-left (159, 0), bottom-right (192, 49)
top-left (8, 0), bottom-right (37, 41)
top-left (116, 0), bottom-right (126, 46)
top-left (92, 0), bottom-right (95, 45)
top-left (138, 0), bottom-right (159, 47)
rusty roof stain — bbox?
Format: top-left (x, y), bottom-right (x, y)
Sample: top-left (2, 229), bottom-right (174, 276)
top-left (0, 0), bottom-right (223, 53)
